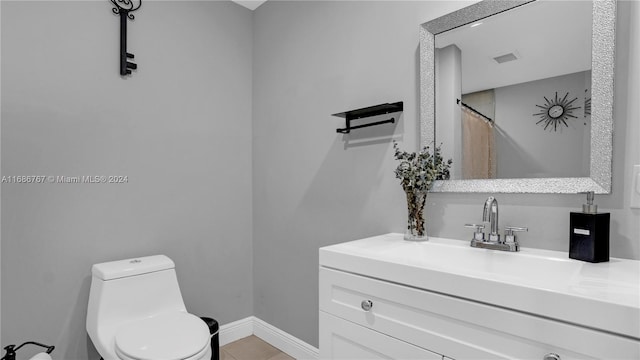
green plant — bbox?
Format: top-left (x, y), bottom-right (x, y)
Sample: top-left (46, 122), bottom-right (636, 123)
top-left (393, 141), bottom-right (452, 194)
top-left (393, 141), bottom-right (452, 238)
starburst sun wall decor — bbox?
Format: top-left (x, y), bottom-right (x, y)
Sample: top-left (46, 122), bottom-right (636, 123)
top-left (533, 91), bottom-right (582, 131)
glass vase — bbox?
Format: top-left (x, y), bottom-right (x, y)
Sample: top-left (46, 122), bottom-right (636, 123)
top-left (404, 190), bottom-right (428, 241)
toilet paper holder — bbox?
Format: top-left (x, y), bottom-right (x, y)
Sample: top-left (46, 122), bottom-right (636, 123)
top-left (1, 341), bottom-right (54, 360)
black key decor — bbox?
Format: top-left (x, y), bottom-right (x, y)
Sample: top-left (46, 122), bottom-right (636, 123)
top-left (111, 0), bottom-right (142, 76)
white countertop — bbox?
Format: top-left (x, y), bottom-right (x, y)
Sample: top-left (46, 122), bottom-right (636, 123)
top-left (319, 233), bottom-right (640, 339)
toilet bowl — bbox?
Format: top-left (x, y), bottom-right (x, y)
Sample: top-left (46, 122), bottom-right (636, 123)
top-left (86, 255), bottom-right (212, 360)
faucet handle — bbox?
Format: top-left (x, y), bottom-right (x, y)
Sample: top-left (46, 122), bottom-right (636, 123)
top-left (465, 223), bottom-right (485, 241)
top-left (504, 226), bottom-right (528, 243)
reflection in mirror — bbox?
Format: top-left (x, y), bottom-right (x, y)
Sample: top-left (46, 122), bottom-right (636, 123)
top-left (435, 1), bottom-right (593, 180)
top-left (420, 0), bottom-right (615, 193)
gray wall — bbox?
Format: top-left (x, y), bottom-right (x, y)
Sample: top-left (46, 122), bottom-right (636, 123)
top-left (1, 1), bottom-right (253, 358)
top-left (252, 0), bottom-right (476, 348)
top-left (252, 0), bottom-right (639, 349)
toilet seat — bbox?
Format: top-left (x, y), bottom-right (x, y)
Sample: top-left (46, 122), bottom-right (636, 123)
top-left (114, 312), bottom-right (210, 360)
top-left (116, 345), bottom-right (209, 360)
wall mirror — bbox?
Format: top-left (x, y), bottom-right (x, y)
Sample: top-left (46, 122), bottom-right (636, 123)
top-left (420, 0), bottom-right (616, 193)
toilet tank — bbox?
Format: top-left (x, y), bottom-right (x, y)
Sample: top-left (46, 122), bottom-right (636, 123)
top-left (87, 255), bottom-right (188, 342)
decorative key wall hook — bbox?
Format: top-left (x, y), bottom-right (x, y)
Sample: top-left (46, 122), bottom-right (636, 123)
top-left (111, 0), bottom-right (142, 76)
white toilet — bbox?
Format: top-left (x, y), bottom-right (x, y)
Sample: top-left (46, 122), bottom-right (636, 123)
top-left (86, 255), bottom-right (212, 360)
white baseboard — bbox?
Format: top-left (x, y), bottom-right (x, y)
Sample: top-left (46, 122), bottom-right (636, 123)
top-left (219, 317), bottom-right (254, 346)
top-left (219, 316), bottom-right (319, 360)
top-left (253, 317), bottom-right (320, 360)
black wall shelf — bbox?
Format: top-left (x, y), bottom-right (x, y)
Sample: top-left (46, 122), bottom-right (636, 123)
top-left (332, 101), bottom-right (403, 134)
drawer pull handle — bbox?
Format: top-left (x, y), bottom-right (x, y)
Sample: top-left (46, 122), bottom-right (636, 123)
top-left (361, 300), bottom-right (373, 311)
top-left (543, 353), bottom-right (561, 360)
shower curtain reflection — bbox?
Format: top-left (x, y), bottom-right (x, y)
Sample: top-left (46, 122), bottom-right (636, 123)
top-left (461, 107), bottom-right (495, 179)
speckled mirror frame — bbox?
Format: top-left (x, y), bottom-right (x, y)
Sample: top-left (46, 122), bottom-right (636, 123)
top-left (420, 0), bottom-right (616, 194)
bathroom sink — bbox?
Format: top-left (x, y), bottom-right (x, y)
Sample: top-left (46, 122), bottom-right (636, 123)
top-left (319, 233), bottom-right (640, 339)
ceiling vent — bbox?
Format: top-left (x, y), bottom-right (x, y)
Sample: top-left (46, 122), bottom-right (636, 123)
top-left (493, 53), bottom-right (519, 64)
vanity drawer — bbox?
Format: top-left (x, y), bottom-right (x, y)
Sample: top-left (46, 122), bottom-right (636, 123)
top-left (319, 311), bottom-right (442, 360)
top-left (320, 267), bottom-right (640, 359)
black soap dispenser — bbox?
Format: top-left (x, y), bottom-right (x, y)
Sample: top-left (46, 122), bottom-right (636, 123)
top-left (569, 192), bottom-right (610, 262)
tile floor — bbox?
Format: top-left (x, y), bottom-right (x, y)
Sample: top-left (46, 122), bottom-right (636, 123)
top-left (221, 335), bottom-right (295, 360)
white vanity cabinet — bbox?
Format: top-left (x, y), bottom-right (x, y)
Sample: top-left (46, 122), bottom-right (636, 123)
top-left (319, 234), bottom-right (640, 360)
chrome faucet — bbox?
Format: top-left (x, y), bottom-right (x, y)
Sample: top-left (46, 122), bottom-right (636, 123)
top-left (483, 196), bottom-right (499, 242)
top-left (465, 197), bottom-right (527, 252)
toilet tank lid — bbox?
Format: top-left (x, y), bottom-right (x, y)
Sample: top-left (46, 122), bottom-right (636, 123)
top-left (92, 255), bottom-right (175, 280)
